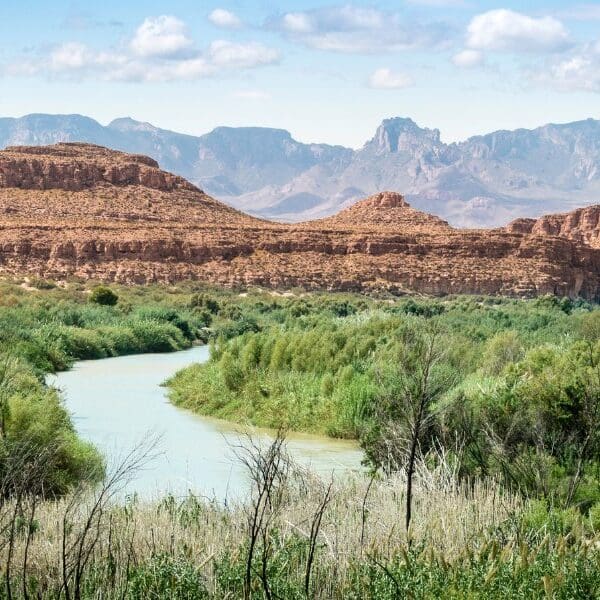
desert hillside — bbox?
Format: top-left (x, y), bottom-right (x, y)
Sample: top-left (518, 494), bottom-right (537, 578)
top-left (0, 143), bottom-right (598, 300)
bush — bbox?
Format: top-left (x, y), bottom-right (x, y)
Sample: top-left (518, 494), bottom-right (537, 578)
top-left (133, 306), bottom-right (195, 341)
top-left (189, 293), bottom-right (220, 314)
top-left (129, 321), bottom-right (186, 353)
top-left (89, 286), bottom-right (119, 306)
top-left (3, 379), bottom-right (104, 495)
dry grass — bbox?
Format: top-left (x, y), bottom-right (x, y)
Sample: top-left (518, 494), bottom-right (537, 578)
top-left (0, 453), bottom-right (522, 598)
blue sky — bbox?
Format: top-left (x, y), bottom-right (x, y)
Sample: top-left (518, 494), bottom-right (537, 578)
top-left (1, 1), bottom-right (599, 147)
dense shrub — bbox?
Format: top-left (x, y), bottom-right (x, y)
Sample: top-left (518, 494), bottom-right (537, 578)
top-left (90, 286), bottom-right (119, 306)
top-left (168, 294), bottom-right (600, 508)
top-left (127, 554), bottom-right (208, 599)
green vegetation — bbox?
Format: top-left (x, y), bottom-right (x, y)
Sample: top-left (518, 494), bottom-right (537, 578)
top-left (89, 285), bottom-right (119, 306)
top-left (168, 292), bottom-right (600, 509)
top-left (0, 278), bottom-right (598, 597)
top-left (0, 278), bottom-right (210, 495)
top-left (0, 437), bottom-right (598, 599)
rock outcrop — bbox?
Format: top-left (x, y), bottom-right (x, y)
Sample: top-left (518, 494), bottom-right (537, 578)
top-left (507, 206), bottom-right (600, 249)
top-left (317, 191), bottom-right (451, 232)
top-left (0, 143), bottom-right (599, 300)
top-left (0, 143), bottom-right (197, 193)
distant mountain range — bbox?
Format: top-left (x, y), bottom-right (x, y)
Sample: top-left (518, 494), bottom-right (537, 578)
top-left (1, 113), bottom-right (599, 227)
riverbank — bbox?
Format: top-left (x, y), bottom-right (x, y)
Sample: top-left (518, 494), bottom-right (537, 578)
top-left (0, 278), bottom-right (218, 495)
top-left (166, 294), bottom-right (600, 517)
top-left (1, 280), bottom-right (600, 597)
top-left (51, 346), bottom-right (361, 499)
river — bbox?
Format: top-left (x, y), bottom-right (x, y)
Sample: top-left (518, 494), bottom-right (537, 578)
top-left (48, 346), bottom-right (363, 499)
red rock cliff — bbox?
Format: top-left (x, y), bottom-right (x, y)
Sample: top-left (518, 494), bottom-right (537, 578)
top-left (0, 144), bottom-right (598, 300)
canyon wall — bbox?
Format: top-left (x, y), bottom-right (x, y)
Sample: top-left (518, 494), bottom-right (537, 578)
top-left (0, 144), bottom-right (598, 300)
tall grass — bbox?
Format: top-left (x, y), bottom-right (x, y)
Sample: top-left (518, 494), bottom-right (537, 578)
top-left (0, 444), bottom-right (597, 599)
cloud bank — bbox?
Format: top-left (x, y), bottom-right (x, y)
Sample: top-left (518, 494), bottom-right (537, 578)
top-left (271, 6), bottom-right (451, 53)
top-left (4, 14), bottom-right (279, 82)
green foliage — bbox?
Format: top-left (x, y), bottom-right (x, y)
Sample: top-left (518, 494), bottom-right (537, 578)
top-left (0, 280), bottom-right (214, 497)
top-left (0, 360), bottom-right (104, 495)
top-left (346, 543), bottom-right (600, 599)
top-left (89, 286), bottom-right (119, 306)
top-left (0, 281), bottom-right (598, 596)
top-left (443, 339), bottom-right (600, 506)
top-left (2, 277), bottom-right (599, 511)
top-left (168, 293), bottom-right (600, 508)
top-left (127, 554), bottom-right (208, 599)
top-left (210, 530), bottom-right (600, 599)
top-left (189, 292), bottom-right (220, 315)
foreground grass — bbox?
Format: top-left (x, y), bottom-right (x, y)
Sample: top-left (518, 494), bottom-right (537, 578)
top-left (2, 448), bottom-right (598, 599)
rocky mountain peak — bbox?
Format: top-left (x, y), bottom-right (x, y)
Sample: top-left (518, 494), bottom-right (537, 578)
top-left (3, 114), bottom-right (600, 227)
top-left (108, 117), bottom-right (158, 133)
top-left (317, 191), bottom-right (451, 232)
top-left (359, 191), bottom-right (410, 209)
top-left (366, 117), bottom-right (442, 154)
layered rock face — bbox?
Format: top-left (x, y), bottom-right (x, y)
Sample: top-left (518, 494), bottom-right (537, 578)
top-left (0, 144), bottom-right (197, 193)
top-left (0, 144), bottom-right (599, 300)
top-left (506, 206), bottom-right (600, 249)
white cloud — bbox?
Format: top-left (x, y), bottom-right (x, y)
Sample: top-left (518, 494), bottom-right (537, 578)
top-left (208, 9), bottom-right (243, 29)
top-left (208, 40), bottom-right (280, 69)
top-left (36, 42), bottom-right (126, 77)
top-left (368, 68), bottom-right (414, 90)
top-left (452, 49), bottom-right (484, 68)
top-left (466, 10), bottom-right (570, 53)
top-left (534, 41), bottom-right (600, 92)
top-left (3, 16), bottom-right (280, 83)
top-left (282, 12), bottom-right (314, 34)
top-left (130, 15), bottom-right (193, 58)
top-left (50, 42), bottom-right (93, 71)
top-left (272, 6), bottom-right (450, 54)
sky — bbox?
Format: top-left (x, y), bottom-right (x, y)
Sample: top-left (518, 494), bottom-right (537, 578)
top-left (0, 1), bottom-right (599, 147)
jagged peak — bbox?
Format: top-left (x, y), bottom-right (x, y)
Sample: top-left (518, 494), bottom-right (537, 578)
top-left (365, 117), bottom-right (442, 153)
top-left (355, 191), bottom-right (411, 209)
top-left (379, 117), bottom-right (421, 131)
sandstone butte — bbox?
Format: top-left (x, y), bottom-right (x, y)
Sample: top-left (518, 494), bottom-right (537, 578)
top-left (0, 143), bottom-right (599, 300)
